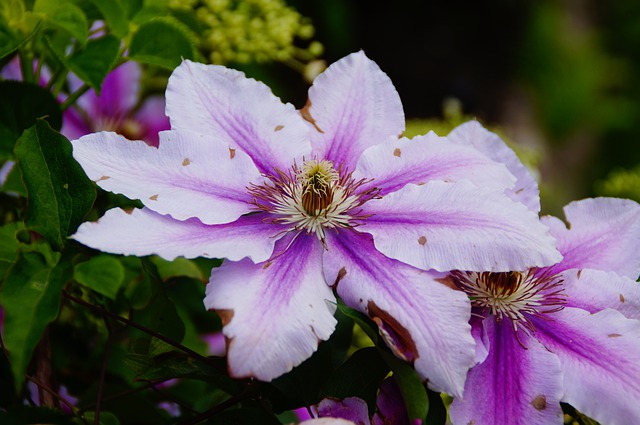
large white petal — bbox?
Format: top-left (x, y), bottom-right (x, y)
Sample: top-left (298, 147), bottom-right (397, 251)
top-left (361, 180), bottom-right (561, 272)
top-left (204, 235), bottom-right (337, 382)
top-left (355, 131), bottom-right (516, 196)
top-left (305, 51), bottom-right (405, 171)
top-left (166, 60), bottom-right (311, 173)
top-left (542, 197), bottom-right (640, 279)
top-left (72, 208), bottom-right (281, 263)
top-left (324, 230), bottom-right (475, 397)
top-left (534, 308), bottom-right (640, 425)
top-left (448, 121), bottom-right (541, 212)
top-left (72, 130), bottom-right (263, 225)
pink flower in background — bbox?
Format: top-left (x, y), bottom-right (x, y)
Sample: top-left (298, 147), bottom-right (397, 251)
top-left (446, 121), bottom-right (640, 425)
top-left (63, 61), bottom-right (169, 147)
top-left (70, 51), bottom-right (560, 395)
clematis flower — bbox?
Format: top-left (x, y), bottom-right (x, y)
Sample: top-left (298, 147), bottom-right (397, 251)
top-left (62, 61), bottom-right (170, 147)
top-left (446, 122), bottom-right (640, 425)
top-left (70, 52), bottom-right (560, 395)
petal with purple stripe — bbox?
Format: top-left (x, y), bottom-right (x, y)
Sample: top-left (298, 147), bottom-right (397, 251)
top-left (72, 208), bottom-right (281, 263)
top-left (204, 235), bottom-right (337, 382)
top-left (448, 121), bottom-right (541, 212)
top-left (166, 60), bottom-right (311, 173)
top-left (72, 130), bottom-right (263, 225)
top-left (449, 316), bottom-right (564, 425)
top-left (560, 268), bottom-right (640, 320)
top-left (361, 180), bottom-right (561, 272)
top-left (533, 308), bottom-right (640, 425)
top-left (324, 230), bottom-right (475, 397)
top-left (354, 132), bottom-right (516, 196)
top-left (542, 197), bottom-right (640, 278)
top-left (306, 51), bottom-right (405, 171)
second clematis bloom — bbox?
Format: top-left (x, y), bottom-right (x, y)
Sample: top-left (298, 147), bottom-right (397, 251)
top-left (446, 122), bottom-right (640, 425)
top-left (71, 52), bottom-right (560, 396)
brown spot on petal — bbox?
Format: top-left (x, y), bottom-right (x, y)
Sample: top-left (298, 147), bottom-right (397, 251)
top-left (608, 333), bottom-right (622, 338)
top-left (620, 294), bottom-right (626, 303)
top-left (577, 269), bottom-right (582, 279)
top-left (467, 421), bottom-right (475, 425)
top-left (274, 125), bottom-right (284, 131)
top-left (393, 148), bottom-right (401, 157)
top-left (216, 309), bottom-right (234, 326)
top-left (417, 181), bottom-right (426, 186)
top-left (182, 158), bottom-right (191, 166)
top-left (418, 236), bottom-right (427, 245)
top-left (149, 194), bottom-right (159, 201)
top-left (95, 175), bottom-right (110, 182)
top-left (531, 395), bottom-right (547, 410)
top-left (262, 261), bottom-right (272, 270)
top-left (436, 275), bottom-right (459, 290)
top-left (515, 188), bottom-right (524, 194)
top-left (300, 99), bottom-right (324, 133)
top-left (229, 147), bottom-right (236, 159)
top-left (123, 208), bottom-right (135, 215)
top-left (368, 301), bottom-right (418, 363)
top-left (333, 267), bottom-right (347, 287)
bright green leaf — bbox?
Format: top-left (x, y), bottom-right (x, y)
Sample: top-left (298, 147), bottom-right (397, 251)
top-left (74, 254), bottom-right (126, 299)
top-left (335, 301), bottom-right (379, 343)
top-left (88, 0), bottom-right (128, 37)
top-left (34, 1), bottom-right (88, 45)
top-left (129, 17), bottom-right (195, 69)
top-left (379, 349), bottom-right (429, 422)
top-left (0, 248), bottom-right (66, 391)
top-left (13, 119), bottom-right (96, 251)
top-left (66, 35), bottom-right (120, 93)
top-left (0, 81), bottom-right (62, 158)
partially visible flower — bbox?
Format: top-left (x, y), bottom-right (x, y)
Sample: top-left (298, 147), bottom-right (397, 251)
top-left (309, 377), bottom-right (418, 425)
top-left (62, 61), bottom-right (170, 147)
top-left (70, 52), bottom-right (560, 396)
top-left (446, 121), bottom-right (640, 425)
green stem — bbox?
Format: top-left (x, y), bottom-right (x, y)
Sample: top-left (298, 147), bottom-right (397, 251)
top-left (61, 84), bottom-right (91, 111)
top-left (62, 291), bottom-right (223, 371)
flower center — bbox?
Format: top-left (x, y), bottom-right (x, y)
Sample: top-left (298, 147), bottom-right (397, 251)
top-left (450, 270), bottom-right (566, 334)
top-left (249, 159), bottom-right (380, 244)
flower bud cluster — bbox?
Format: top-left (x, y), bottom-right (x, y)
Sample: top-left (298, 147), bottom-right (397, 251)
top-left (169, 0), bottom-right (323, 66)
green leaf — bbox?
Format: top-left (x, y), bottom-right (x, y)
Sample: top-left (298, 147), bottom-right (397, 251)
top-left (84, 411), bottom-right (120, 425)
top-left (13, 119), bottom-right (96, 251)
top-left (0, 222), bottom-right (22, 278)
top-left (380, 349), bottom-right (429, 422)
top-left (0, 7), bottom-right (42, 59)
top-left (88, 0), bottom-right (128, 37)
top-left (0, 81), bottom-right (62, 158)
top-left (150, 256), bottom-right (206, 281)
top-left (320, 347), bottom-right (390, 410)
top-left (34, 0), bottom-right (88, 45)
top-left (0, 248), bottom-right (66, 391)
top-left (335, 301), bottom-right (379, 343)
top-left (74, 254), bottom-right (126, 299)
top-left (65, 35), bottom-right (120, 93)
top-left (129, 17), bottom-right (195, 69)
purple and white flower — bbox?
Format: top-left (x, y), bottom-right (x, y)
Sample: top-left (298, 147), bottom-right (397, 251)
top-left (447, 122), bottom-right (640, 425)
top-left (63, 61), bottom-right (170, 147)
top-left (71, 52), bottom-right (560, 395)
